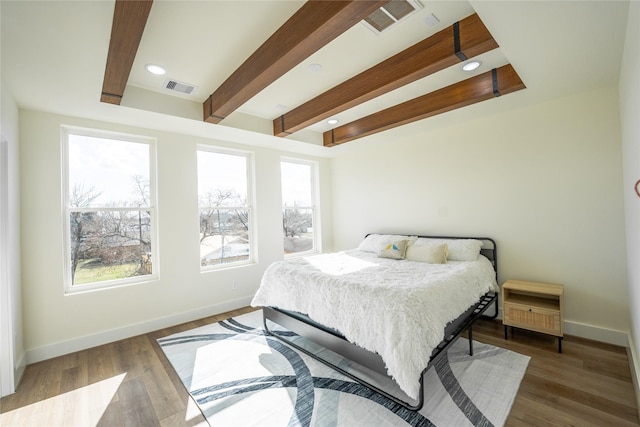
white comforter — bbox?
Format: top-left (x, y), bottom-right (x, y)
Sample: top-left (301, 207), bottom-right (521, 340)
top-left (251, 249), bottom-right (499, 400)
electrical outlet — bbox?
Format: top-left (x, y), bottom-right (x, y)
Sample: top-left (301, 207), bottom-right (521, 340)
top-left (232, 282), bottom-right (238, 290)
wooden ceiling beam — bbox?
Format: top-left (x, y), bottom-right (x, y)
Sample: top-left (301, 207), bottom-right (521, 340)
top-left (323, 64), bottom-right (525, 146)
top-left (203, 0), bottom-right (390, 124)
top-left (275, 13), bottom-right (498, 137)
top-left (100, 0), bottom-right (153, 105)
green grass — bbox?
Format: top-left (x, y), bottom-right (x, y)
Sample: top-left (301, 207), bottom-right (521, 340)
top-left (73, 259), bottom-right (141, 285)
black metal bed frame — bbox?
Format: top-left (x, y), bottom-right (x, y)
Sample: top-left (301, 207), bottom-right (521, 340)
top-left (262, 235), bottom-right (499, 411)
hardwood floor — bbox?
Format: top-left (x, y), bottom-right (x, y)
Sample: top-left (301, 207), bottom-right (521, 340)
top-left (1, 308), bottom-right (638, 426)
top-left (472, 319), bottom-right (639, 426)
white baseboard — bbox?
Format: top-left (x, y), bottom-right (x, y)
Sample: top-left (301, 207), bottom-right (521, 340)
top-left (25, 296), bottom-right (253, 365)
top-left (563, 320), bottom-right (628, 347)
top-left (496, 308), bottom-right (627, 346)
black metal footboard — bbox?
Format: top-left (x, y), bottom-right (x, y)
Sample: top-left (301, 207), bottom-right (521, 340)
top-left (262, 292), bottom-right (498, 411)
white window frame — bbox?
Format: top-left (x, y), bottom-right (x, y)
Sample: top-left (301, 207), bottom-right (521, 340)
top-left (281, 157), bottom-right (321, 258)
top-left (61, 126), bottom-right (159, 294)
top-left (197, 145), bottom-right (256, 271)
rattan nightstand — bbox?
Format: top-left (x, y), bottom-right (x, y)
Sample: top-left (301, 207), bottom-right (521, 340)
top-left (502, 280), bottom-right (564, 352)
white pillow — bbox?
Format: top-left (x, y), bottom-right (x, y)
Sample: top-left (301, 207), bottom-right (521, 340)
top-left (414, 238), bottom-right (483, 261)
top-left (377, 240), bottom-right (409, 260)
top-left (405, 242), bottom-right (448, 264)
top-left (358, 234), bottom-right (416, 253)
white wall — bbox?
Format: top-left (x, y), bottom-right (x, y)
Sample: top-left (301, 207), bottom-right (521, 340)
top-left (619, 0), bottom-right (640, 406)
top-left (331, 85), bottom-right (629, 344)
top-left (19, 110), bottom-right (332, 362)
top-left (0, 82), bottom-right (24, 395)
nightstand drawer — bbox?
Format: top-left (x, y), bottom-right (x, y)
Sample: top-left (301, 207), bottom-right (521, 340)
top-left (503, 303), bottom-right (561, 336)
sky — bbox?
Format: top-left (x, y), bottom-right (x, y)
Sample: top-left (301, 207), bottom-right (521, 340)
top-left (68, 134), bottom-right (150, 207)
top-left (197, 150), bottom-right (247, 201)
top-left (68, 135), bottom-right (314, 208)
top-left (280, 160), bottom-right (312, 206)
top-left (197, 151), bottom-right (314, 207)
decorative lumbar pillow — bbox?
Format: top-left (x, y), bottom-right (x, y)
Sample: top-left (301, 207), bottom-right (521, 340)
top-left (377, 240), bottom-right (409, 260)
top-left (405, 243), bottom-right (448, 264)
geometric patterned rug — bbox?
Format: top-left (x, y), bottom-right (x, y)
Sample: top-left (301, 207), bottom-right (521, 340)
top-left (158, 310), bottom-right (529, 427)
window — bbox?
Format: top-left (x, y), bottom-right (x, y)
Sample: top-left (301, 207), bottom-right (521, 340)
top-left (62, 127), bottom-right (157, 292)
top-left (197, 147), bottom-right (254, 269)
top-left (281, 159), bottom-right (320, 256)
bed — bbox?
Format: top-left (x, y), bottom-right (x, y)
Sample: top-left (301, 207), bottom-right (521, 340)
top-left (251, 234), bottom-right (499, 410)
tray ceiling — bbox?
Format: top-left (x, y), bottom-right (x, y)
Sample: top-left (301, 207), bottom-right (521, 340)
top-left (101, 0), bottom-right (523, 146)
top-left (2, 0), bottom-right (629, 153)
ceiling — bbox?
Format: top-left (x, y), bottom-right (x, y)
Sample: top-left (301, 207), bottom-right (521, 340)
top-left (0, 1), bottom-right (630, 156)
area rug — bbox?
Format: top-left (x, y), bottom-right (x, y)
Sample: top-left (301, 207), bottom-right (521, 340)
top-left (158, 310), bottom-right (529, 427)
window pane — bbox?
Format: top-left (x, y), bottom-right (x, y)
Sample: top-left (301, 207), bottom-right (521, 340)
top-left (283, 207), bottom-right (313, 254)
top-left (68, 135), bottom-right (150, 207)
top-left (281, 162), bottom-right (311, 207)
top-left (197, 148), bottom-right (252, 268)
top-left (197, 150), bottom-right (247, 206)
top-left (69, 210), bottom-right (152, 285)
top-left (200, 208), bottom-right (250, 266)
top-left (64, 128), bottom-right (156, 291)
top-left (281, 161), bottom-right (315, 255)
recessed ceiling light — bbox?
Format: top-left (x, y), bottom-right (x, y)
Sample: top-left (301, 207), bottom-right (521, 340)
top-left (462, 61), bottom-right (481, 72)
top-left (327, 118), bottom-right (339, 125)
top-left (145, 64), bottom-right (166, 75)
top-left (308, 63), bottom-right (323, 73)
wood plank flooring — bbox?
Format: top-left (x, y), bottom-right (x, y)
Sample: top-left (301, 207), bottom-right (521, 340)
top-left (1, 307), bottom-right (638, 426)
top-left (471, 319), bottom-right (639, 426)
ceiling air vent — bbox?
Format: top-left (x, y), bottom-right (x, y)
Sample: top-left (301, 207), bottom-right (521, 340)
top-left (163, 78), bottom-right (197, 95)
top-left (363, 0), bottom-right (423, 33)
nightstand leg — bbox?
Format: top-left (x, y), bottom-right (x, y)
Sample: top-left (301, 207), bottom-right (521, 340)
top-left (504, 325), bottom-right (508, 340)
top-left (468, 326), bottom-right (474, 356)
top-left (558, 337), bottom-right (562, 353)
